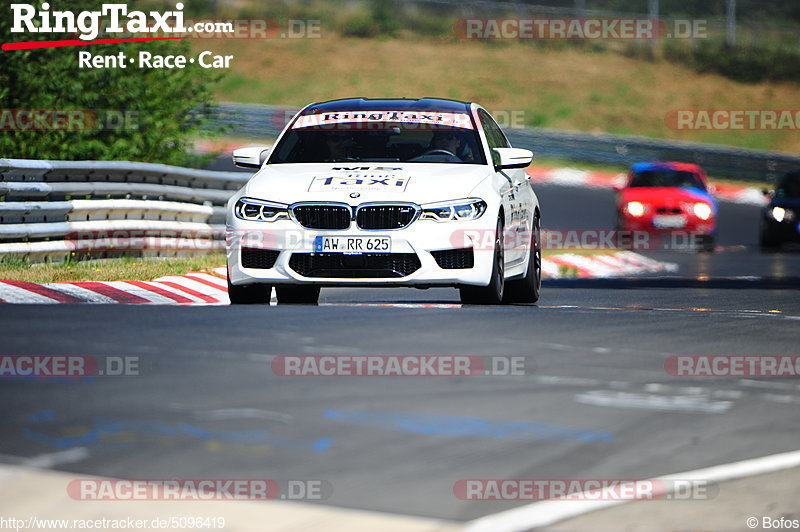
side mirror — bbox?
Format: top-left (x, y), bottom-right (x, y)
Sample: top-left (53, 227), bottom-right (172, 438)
top-left (707, 183), bottom-right (717, 195)
top-left (493, 148), bottom-right (534, 170)
top-left (232, 146), bottom-right (271, 169)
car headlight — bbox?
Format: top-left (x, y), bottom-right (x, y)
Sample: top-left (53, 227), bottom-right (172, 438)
top-left (625, 201), bottom-right (645, 217)
top-left (234, 197), bottom-right (289, 222)
top-left (769, 206), bottom-right (793, 223)
top-left (693, 202), bottom-right (713, 221)
top-left (420, 199), bottom-right (487, 221)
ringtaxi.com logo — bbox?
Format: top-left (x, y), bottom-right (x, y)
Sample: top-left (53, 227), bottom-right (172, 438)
top-left (271, 355), bottom-right (526, 377)
top-left (0, 355), bottom-right (139, 377)
top-left (7, 4), bottom-right (319, 42)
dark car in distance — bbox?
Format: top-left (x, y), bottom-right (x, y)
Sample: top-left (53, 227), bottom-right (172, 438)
top-left (760, 170), bottom-right (800, 251)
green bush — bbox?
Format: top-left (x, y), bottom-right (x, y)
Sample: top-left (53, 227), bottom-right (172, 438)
top-left (337, 0), bottom-right (398, 38)
top-left (664, 39), bottom-right (800, 83)
top-left (0, 0), bottom-right (222, 165)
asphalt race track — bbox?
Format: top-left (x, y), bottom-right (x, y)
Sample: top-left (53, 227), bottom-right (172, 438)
top-left (1, 179), bottom-right (800, 525)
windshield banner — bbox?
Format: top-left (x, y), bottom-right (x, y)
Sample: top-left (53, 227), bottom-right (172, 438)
top-left (293, 111), bottom-right (474, 130)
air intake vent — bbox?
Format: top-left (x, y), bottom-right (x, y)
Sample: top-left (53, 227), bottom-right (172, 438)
top-left (241, 248), bottom-right (280, 269)
top-left (289, 253), bottom-right (421, 278)
top-left (431, 248), bottom-right (474, 269)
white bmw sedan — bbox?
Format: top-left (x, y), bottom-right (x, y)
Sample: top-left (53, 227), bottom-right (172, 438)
top-left (226, 98), bottom-right (541, 305)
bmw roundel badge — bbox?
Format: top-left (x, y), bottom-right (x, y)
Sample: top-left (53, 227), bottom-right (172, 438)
top-left (350, 192), bottom-right (360, 198)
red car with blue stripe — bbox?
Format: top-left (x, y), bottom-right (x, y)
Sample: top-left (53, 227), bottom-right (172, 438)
top-left (616, 162), bottom-right (717, 252)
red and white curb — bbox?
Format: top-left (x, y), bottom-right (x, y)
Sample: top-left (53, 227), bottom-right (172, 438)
top-left (0, 268), bottom-right (230, 305)
top-left (528, 165), bottom-right (767, 206)
top-left (542, 251), bottom-right (677, 279)
top-left (0, 253), bottom-right (675, 304)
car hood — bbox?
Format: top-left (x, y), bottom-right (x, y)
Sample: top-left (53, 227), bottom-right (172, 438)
top-left (242, 163), bottom-right (492, 205)
top-left (620, 187), bottom-right (715, 206)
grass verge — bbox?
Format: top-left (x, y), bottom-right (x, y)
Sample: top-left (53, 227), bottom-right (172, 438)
top-left (196, 34), bottom-right (800, 153)
top-left (0, 253), bottom-right (226, 284)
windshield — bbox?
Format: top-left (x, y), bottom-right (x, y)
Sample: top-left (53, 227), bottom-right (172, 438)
top-left (270, 123), bottom-right (485, 165)
top-left (629, 169), bottom-right (706, 189)
top-left (776, 172), bottom-right (800, 198)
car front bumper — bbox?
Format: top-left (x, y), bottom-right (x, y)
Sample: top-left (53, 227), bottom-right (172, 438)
top-left (226, 216), bottom-right (499, 287)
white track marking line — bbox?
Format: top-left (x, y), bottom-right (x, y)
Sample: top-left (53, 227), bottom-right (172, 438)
top-left (43, 283), bottom-right (118, 304)
top-left (464, 448), bottom-right (800, 532)
top-left (574, 390), bottom-right (733, 413)
top-left (190, 409), bottom-right (293, 423)
top-left (0, 447), bottom-right (90, 481)
top-left (0, 283), bottom-right (60, 304)
top-left (0, 465), bottom-right (462, 532)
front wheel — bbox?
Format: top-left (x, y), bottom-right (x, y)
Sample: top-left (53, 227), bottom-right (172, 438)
top-left (459, 218), bottom-right (505, 305)
top-left (275, 285), bottom-right (321, 305)
top-left (759, 230), bottom-right (781, 252)
top-left (698, 234), bottom-right (715, 253)
top-left (504, 215), bottom-right (541, 304)
top-left (227, 278), bottom-right (272, 305)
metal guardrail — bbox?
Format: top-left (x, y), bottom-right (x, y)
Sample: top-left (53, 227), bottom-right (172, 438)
top-left (0, 159), bottom-right (248, 262)
top-left (212, 102), bottom-right (800, 183)
top-left (4, 102), bottom-right (799, 262)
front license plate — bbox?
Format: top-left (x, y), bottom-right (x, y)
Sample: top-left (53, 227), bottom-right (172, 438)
top-left (314, 236), bottom-right (391, 254)
top-left (652, 215), bottom-right (687, 229)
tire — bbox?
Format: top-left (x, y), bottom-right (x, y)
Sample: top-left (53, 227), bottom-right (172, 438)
top-left (275, 285), bottom-right (321, 305)
top-left (459, 218), bottom-right (505, 305)
top-left (227, 278), bottom-right (272, 305)
top-left (504, 214), bottom-right (541, 304)
top-left (698, 234), bottom-right (715, 253)
top-left (759, 231), bottom-right (781, 252)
